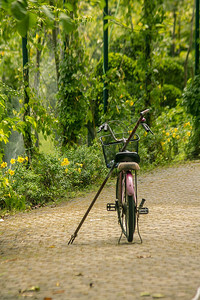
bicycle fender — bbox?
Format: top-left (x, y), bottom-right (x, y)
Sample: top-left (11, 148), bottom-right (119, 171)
top-left (126, 171), bottom-right (136, 198)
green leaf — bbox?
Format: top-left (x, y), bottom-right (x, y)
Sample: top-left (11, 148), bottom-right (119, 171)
top-left (59, 13), bottom-right (75, 34)
top-left (41, 5), bottom-right (54, 22)
top-left (16, 13), bottom-right (29, 36)
top-left (64, 3), bottom-right (74, 12)
top-left (29, 12), bottom-right (38, 28)
top-left (11, 0), bottom-right (27, 21)
top-left (0, 0), bottom-right (12, 10)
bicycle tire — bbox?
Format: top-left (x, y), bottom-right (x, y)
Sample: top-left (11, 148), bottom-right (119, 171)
top-left (116, 172), bottom-right (136, 242)
top-left (126, 194), bottom-right (136, 242)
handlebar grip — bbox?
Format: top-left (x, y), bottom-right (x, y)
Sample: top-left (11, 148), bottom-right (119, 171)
top-left (140, 109), bottom-right (150, 116)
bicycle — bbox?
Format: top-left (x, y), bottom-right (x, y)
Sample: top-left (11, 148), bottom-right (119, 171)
top-left (68, 109), bottom-right (152, 245)
top-left (98, 109), bottom-right (153, 243)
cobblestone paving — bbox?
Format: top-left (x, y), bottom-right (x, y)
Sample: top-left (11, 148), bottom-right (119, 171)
top-left (0, 162), bottom-right (200, 300)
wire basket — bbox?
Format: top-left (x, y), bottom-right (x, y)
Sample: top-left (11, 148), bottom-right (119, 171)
top-left (100, 132), bottom-right (139, 168)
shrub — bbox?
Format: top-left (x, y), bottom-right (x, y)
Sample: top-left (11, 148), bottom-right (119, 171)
top-left (0, 143), bottom-right (107, 211)
top-left (150, 105), bottom-right (193, 163)
top-left (161, 84), bottom-right (182, 108)
top-left (154, 57), bottom-right (184, 89)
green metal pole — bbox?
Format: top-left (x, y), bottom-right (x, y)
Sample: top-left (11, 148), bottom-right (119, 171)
top-left (195, 0), bottom-right (199, 75)
top-left (103, 0), bottom-right (108, 113)
top-left (22, 36), bottom-right (28, 71)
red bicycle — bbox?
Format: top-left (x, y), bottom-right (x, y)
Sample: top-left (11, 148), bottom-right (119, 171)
top-left (99, 110), bottom-right (153, 242)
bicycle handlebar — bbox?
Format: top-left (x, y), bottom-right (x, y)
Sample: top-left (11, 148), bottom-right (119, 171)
top-left (140, 109), bottom-right (150, 116)
top-left (98, 109), bottom-right (153, 141)
top-left (98, 123), bottom-right (126, 143)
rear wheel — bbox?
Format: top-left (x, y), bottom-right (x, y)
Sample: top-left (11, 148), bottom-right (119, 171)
top-left (116, 172), bottom-right (136, 242)
top-left (126, 195), bottom-right (136, 242)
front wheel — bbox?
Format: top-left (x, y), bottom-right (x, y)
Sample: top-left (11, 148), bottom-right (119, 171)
top-left (116, 172), bottom-right (136, 242)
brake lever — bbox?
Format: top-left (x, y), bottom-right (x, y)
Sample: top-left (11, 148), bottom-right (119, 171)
top-left (141, 123), bottom-right (154, 135)
top-left (97, 123), bottom-right (108, 133)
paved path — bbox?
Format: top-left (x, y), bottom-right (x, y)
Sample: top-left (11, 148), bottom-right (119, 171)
top-left (0, 162), bottom-right (200, 300)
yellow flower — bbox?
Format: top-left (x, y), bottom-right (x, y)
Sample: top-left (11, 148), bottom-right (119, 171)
top-left (17, 156), bottom-right (24, 163)
top-left (167, 138), bottom-right (170, 142)
top-left (176, 135), bottom-right (180, 140)
top-left (187, 131), bottom-right (191, 137)
top-left (1, 162), bottom-right (7, 168)
top-left (25, 156), bottom-right (28, 162)
top-left (144, 131), bottom-right (148, 137)
top-left (76, 163), bottom-right (83, 167)
top-left (5, 178), bottom-right (9, 186)
top-left (166, 132), bottom-right (170, 137)
top-left (129, 101), bottom-right (134, 106)
top-left (161, 142), bottom-right (165, 146)
top-left (172, 133), bottom-right (176, 138)
top-left (65, 168), bottom-right (68, 173)
top-left (78, 168), bottom-right (81, 173)
top-left (8, 169), bottom-right (15, 176)
top-left (10, 159), bottom-right (16, 164)
top-left (61, 158), bottom-right (70, 166)
top-left (184, 122), bottom-right (190, 128)
top-left (174, 128), bottom-right (178, 132)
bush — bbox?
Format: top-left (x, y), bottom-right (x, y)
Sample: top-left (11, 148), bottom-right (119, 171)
top-left (154, 57), bottom-right (184, 90)
top-left (0, 143), bottom-right (107, 211)
top-left (161, 84), bottom-right (182, 108)
top-left (95, 52), bottom-right (142, 82)
top-left (150, 105), bottom-right (193, 163)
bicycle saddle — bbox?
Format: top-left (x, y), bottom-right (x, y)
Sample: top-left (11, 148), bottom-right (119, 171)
top-left (115, 151), bottom-right (140, 164)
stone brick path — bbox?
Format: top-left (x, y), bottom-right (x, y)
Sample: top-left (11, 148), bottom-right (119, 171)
top-left (0, 162), bottom-right (200, 300)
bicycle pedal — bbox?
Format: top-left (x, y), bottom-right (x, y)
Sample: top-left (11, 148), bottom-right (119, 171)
top-left (139, 207), bottom-right (149, 214)
top-left (107, 203), bottom-right (116, 211)
top-left (139, 198), bottom-right (146, 209)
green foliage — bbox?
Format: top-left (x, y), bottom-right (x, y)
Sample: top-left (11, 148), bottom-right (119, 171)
top-left (57, 41), bottom-right (88, 146)
top-left (182, 75), bottom-right (200, 158)
top-left (0, 0), bottom-right (76, 37)
top-left (62, 141), bottom-right (107, 188)
top-left (151, 84), bottom-right (182, 109)
top-left (96, 52), bottom-right (142, 81)
top-left (154, 57), bottom-right (185, 89)
top-left (94, 52), bottom-right (145, 123)
top-left (183, 75), bottom-right (200, 117)
top-left (0, 143), bottom-right (107, 211)
top-left (110, 32), bottom-right (143, 59)
top-left (144, 104), bottom-right (193, 164)
top-left (161, 84), bottom-right (182, 107)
